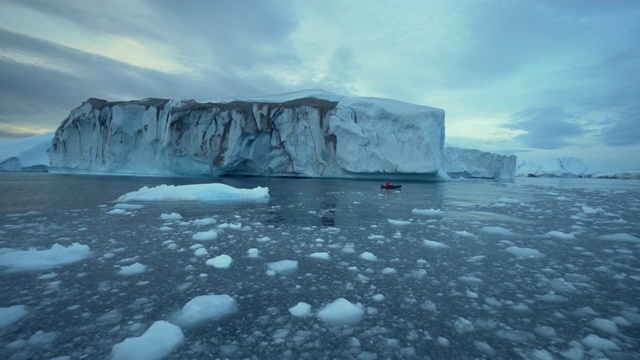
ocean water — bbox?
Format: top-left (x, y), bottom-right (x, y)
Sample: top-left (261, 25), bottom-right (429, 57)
top-left (0, 173), bottom-right (639, 359)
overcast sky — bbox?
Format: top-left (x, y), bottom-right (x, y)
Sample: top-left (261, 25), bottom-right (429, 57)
top-left (1, 0), bottom-right (639, 169)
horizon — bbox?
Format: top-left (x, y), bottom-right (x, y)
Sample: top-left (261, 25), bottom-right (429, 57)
top-left (0, 0), bottom-right (639, 169)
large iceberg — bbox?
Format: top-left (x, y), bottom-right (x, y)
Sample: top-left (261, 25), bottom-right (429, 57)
top-left (444, 146), bottom-right (517, 179)
top-left (47, 91), bottom-right (447, 180)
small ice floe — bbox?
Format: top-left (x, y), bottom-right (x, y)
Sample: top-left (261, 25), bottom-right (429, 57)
top-left (411, 208), bottom-right (444, 216)
top-left (481, 226), bottom-right (513, 235)
top-left (267, 260), bottom-right (298, 275)
top-left (289, 302), bottom-right (312, 317)
top-left (160, 213), bottom-right (183, 220)
top-left (206, 255), bottom-right (232, 269)
top-left (107, 209), bottom-right (131, 215)
top-left (193, 217), bottom-right (216, 226)
top-left (580, 205), bottom-right (604, 214)
top-left (598, 233), bottom-right (640, 242)
top-left (116, 183), bottom-right (269, 202)
top-left (359, 252), bottom-right (377, 261)
top-left (455, 230), bottom-right (476, 238)
top-left (217, 223), bottom-right (242, 230)
top-left (171, 294), bottom-right (237, 328)
top-left (506, 246), bottom-right (545, 258)
top-left (194, 248), bottom-right (209, 257)
top-left (0, 305), bottom-right (28, 328)
top-left (545, 231), bottom-right (576, 240)
top-left (246, 248), bottom-right (259, 258)
top-left (192, 230), bottom-right (218, 241)
top-left (453, 317), bottom-right (475, 333)
top-left (589, 318), bottom-right (619, 335)
top-left (118, 262), bottom-right (147, 276)
top-left (111, 321), bottom-right (184, 360)
top-left (0, 243), bottom-right (91, 272)
top-left (388, 219), bottom-right (411, 226)
top-left (423, 240), bottom-right (449, 249)
top-left (114, 203), bottom-right (144, 210)
top-left (381, 267), bottom-right (397, 275)
top-left (317, 298), bottom-right (364, 326)
top-left (581, 334), bottom-right (621, 351)
top-left (308, 252), bottom-right (331, 260)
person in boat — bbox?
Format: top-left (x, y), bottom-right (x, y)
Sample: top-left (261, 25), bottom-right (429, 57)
top-left (386, 181), bottom-right (391, 187)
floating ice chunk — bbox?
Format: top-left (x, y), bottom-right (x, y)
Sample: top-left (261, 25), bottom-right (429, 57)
top-left (119, 262), bottom-right (146, 276)
top-left (192, 230), bottom-right (218, 241)
top-left (0, 305), bottom-right (28, 328)
top-left (549, 278), bottom-right (579, 293)
top-left (0, 243), bottom-right (91, 272)
top-left (453, 317), bottom-right (475, 333)
top-left (267, 260), bottom-right (298, 274)
top-left (289, 302), bottom-right (312, 317)
top-left (598, 233), bottom-right (640, 242)
top-left (422, 239), bottom-right (449, 249)
top-left (107, 209), bottom-right (131, 215)
top-left (589, 318), bottom-right (619, 335)
top-left (116, 183), bottom-right (269, 202)
top-left (581, 205), bottom-right (604, 214)
top-left (247, 248), bottom-right (259, 258)
top-left (160, 213), bottom-right (183, 220)
top-left (498, 197), bottom-right (521, 204)
top-left (436, 337), bottom-right (450, 347)
top-left (308, 252), bottom-right (331, 260)
top-left (111, 320), bottom-right (184, 360)
top-left (540, 292), bottom-right (568, 302)
top-left (455, 230), bottom-right (476, 238)
top-left (388, 219), bottom-right (411, 226)
top-left (28, 330), bottom-right (57, 347)
top-left (506, 246), bottom-right (545, 258)
top-left (458, 276), bottom-right (483, 286)
top-left (359, 252), bottom-right (377, 261)
top-left (193, 217), bottom-right (216, 226)
top-left (317, 298), bottom-right (364, 326)
top-left (381, 267), bottom-right (397, 275)
top-left (218, 223), bottom-right (242, 230)
top-left (534, 326), bottom-right (557, 338)
top-left (474, 340), bottom-right (496, 357)
top-left (171, 295), bottom-right (237, 328)
top-left (412, 208), bottom-right (444, 216)
top-left (372, 294), bottom-right (385, 302)
top-left (114, 203), bottom-right (144, 210)
top-left (581, 334), bottom-right (620, 350)
top-left (481, 226), bottom-right (512, 235)
top-left (546, 231), bottom-right (576, 240)
top-left (206, 255), bottom-right (232, 269)
top-left (341, 244), bottom-right (356, 254)
top-left (368, 234), bottom-right (384, 240)
top-left (559, 347), bottom-right (583, 360)
top-left (194, 248), bottom-right (209, 257)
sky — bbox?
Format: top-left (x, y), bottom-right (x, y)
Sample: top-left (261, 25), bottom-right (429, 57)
top-left (0, 0), bottom-right (639, 169)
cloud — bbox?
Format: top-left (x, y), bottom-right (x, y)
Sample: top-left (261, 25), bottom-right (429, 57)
top-left (598, 108), bottom-right (640, 147)
top-left (505, 106), bottom-right (590, 150)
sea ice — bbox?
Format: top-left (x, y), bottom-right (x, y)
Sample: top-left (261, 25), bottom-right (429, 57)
top-left (423, 240), bottom-right (449, 249)
top-left (546, 231), bottom-right (576, 240)
top-left (598, 233), bottom-right (640, 242)
top-left (308, 252), bottom-right (331, 260)
top-left (481, 226), bottom-right (512, 235)
top-left (116, 183), bottom-right (269, 202)
top-left (192, 230), bottom-right (218, 241)
top-left (160, 213), bottom-right (183, 220)
top-left (581, 334), bottom-right (621, 351)
top-left (206, 255), bottom-right (232, 269)
top-left (411, 208), bottom-right (444, 216)
top-left (246, 248), bottom-right (259, 258)
top-left (388, 219), bottom-right (411, 226)
top-left (119, 262), bottom-right (147, 276)
top-left (267, 260), bottom-right (298, 274)
top-left (289, 302), bottom-right (312, 317)
top-left (171, 294), bottom-right (237, 328)
top-left (317, 298), bottom-right (364, 326)
top-left (0, 243), bottom-right (91, 272)
top-left (506, 246), bottom-right (545, 258)
top-left (359, 252), bottom-right (377, 261)
top-left (0, 305), bottom-right (28, 328)
top-left (111, 320), bottom-right (184, 360)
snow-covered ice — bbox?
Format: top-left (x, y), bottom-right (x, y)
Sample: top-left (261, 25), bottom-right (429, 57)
top-left (0, 243), bottom-right (91, 272)
top-left (170, 294), bottom-right (237, 328)
top-left (317, 298), bottom-right (364, 326)
top-left (116, 183), bottom-right (269, 202)
top-left (110, 320), bottom-right (184, 360)
top-left (206, 254), bottom-right (232, 269)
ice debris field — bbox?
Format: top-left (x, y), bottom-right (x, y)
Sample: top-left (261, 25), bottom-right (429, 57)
top-left (0, 179), bottom-right (639, 359)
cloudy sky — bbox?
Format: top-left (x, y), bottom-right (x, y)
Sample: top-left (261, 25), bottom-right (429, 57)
top-left (1, 0), bottom-right (639, 169)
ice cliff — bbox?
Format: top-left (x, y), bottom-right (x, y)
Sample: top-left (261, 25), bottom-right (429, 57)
top-left (516, 157), bottom-right (640, 179)
top-left (48, 91), bottom-right (448, 180)
top-left (444, 146), bottom-right (517, 180)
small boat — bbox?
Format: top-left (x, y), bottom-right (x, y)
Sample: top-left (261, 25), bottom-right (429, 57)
top-left (380, 184), bottom-right (402, 189)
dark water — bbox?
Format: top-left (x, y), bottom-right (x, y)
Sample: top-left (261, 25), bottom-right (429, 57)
top-left (0, 173), bottom-right (639, 359)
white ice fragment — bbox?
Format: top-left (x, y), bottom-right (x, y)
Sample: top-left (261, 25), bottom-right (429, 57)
top-left (459, 276), bottom-right (483, 286)
top-left (288, 302), bottom-right (312, 317)
top-left (116, 184), bottom-right (269, 202)
top-left (598, 233), bottom-right (640, 242)
top-left (317, 298), bottom-right (364, 326)
top-left (436, 337), bottom-right (450, 347)
top-left (194, 248), bottom-right (209, 257)
top-left (0, 243), bottom-right (91, 272)
top-left (589, 318), bottom-right (619, 335)
top-left (453, 317), bottom-right (475, 333)
top-left (170, 295), bottom-right (237, 328)
top-left (192, 230), bottom-right (218, 241)
top-left (193, 217), bottom-right (216, 226)
top-left (206, 255), bottom-right (232, 269)
top-left (411, 208), bottom-right (444, 216)
top-left (455, 230), bottom-right (476, 238)
top-left (372, 294), bottom-right (385, 302)
top-left (546, 231), bottom-right (576, 240)
top-left (256, 236), bottom-right (270, 242)
top-left (580, 334), bottom-right (620, 351)
top-left (119, 262), bottom-right (146, 276)
top-left (422, 240), bottom-right (449, 249)
top-left (388, 219), bottom-right (411, 226)
top-left (481, 226), bottom-right (512, 235)
top-left (246, 248), bottom-right (259, 258)
top-left (506, 246), bottom-right (545, 258)
top-left (308, 252), bottom-right (331, 260)
top-left (107, 209), bottom-right (131, 215)
top-left (0, 305), bottom-right (28, 328)
top-left (267, 260), bottom-right (298, 274)
top-left (359, 252), bottom-right (377, 261)
top-left (111, 320), bottom-right (184, 360)
top-left (160, 213), bottom-right (183, 220)
top-left (28, 330), bottom-right (57, 347)
top-left (381, 267), bottom-right (397, 275)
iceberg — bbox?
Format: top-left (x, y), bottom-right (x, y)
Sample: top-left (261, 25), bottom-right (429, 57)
top-left (444, 146), bottom-right (517, 179)
top-left (48, 91), bottom-right (447, 180)
top-left (516, 157), bottom-right (640, 179)
top-left (115, 183), bottom-right (269, 202)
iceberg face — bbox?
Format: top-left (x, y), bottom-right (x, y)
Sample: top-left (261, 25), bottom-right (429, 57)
top-left (516, 157), bottom-right (588, 178)
top-left (444, 146), bottom-right (517, 179)
top-left (47, 92), bottom-right (447, 180)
